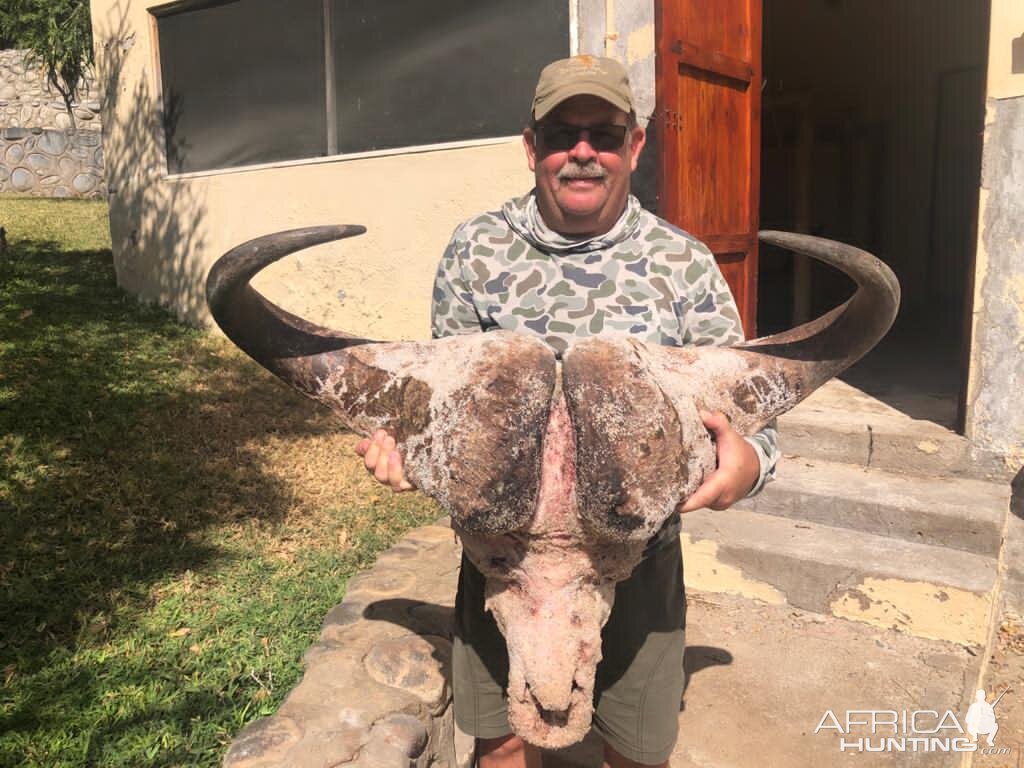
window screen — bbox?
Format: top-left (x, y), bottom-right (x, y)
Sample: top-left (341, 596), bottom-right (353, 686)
top-left (154, 1), bottom-right (569, 172)
top-left (330, 0), bottom-right (570, 153)
top-left (156, 0), bottom-right (326, 173)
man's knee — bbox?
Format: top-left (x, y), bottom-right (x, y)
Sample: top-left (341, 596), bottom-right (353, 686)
top-left (477, 734), bottom-right (541, 768)
top-left (479, 734), bottom-right (522, 759)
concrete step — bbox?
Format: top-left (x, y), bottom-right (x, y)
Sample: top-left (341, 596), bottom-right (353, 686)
top-left (780, 380), bottom-right (1011, 480)
top-left (734, 456), bottom-right (1009, 557)
top-left (679, 508), bottom-right (998, 647)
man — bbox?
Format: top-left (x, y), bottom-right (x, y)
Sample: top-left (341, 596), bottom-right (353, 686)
top-left (358, 55), bottom-right (778, 768)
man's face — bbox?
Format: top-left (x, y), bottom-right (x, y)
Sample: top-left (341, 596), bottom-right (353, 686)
top-left (524, 95), bottom-right (646, 237)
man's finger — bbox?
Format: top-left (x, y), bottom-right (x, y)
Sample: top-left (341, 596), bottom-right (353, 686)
top-left (372, 438), bottom-right (391, 481)
top-left (679, 472), bottom-right (725, 513)
top-left (388, 451), bottom-right (413, 491)
top-left (373, 449), bottom-right (391, 482)
top-left (700, 410), bottom-right (731, 439)
top-left (363, 440), bottom-right (382, 471)
top-left (355, 437), bottom-right (370, 456)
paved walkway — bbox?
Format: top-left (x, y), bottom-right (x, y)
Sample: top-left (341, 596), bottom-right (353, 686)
top-left (224, 516), bottom-right (1018, 768)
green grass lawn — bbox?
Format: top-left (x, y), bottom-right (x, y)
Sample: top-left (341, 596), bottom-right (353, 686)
top-left (0, 197), bottom-right (440, 767)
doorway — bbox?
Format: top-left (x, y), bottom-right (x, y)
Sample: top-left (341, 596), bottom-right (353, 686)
top-left (757, 0), bottom-right (990, 430)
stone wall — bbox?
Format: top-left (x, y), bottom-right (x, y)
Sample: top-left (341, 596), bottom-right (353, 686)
top-left (0, 48), bottom-right (105, 198)
top-left (222, 519), bottom-right (470, 768)
top-left (222, 517), bottom-right (597, 768)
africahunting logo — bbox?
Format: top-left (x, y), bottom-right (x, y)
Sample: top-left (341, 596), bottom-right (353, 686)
top-left (814, 687), bottom-right (1012, 755)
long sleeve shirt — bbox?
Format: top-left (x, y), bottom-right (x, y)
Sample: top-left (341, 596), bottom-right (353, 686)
top-left (430, 192), bottom-right (779, 509)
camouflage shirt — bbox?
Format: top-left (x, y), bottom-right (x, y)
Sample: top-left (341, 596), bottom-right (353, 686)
top-left (431, 192), bottom-right (778, 509)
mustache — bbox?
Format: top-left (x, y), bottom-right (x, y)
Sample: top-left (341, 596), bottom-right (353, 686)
top-left (557, 163), bottom-right (608, 182)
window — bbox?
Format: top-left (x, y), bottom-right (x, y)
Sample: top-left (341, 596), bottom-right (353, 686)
top-left (154, 0), bottom-right (570, 174)
top-left (156, 0), bottom-right (326, 173)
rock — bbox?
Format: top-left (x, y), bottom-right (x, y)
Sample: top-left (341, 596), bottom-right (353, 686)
top-left (37, 130), bottom-right (67, 155)
top-left (74, 108), bottom-right (94, 121)
top-left (223, 716), bottom-right (304, 768)
top-left (84, 99), bottom-right (101, 111)
top-left (53, 186), bottom-right (72, 198)
top-left (10, 167), bottom-right (34, 191)
top-left (405, 524), bottom-right (457, 545)
top-left (358, 738), bottom-right (414, 768)
top-left (322, 601), bottom-right (366, 629)
top-left (364, 634), bottom-right (451, 712)
top-left (77, 131), bottom-right (101, 147)
top-left (5, 143), bottom-right (25, 163)
top-left (54, 112), bottom-right (72, 130)
top-left (72, 173), bottom-right (99, 193)
top-left (40, 175), bottom-right (60, 186)
top-left (380, 543), bottom-right (422, 561)
top-left (347, 568), bottom-right (417, 597)
top-left (26, 153), bottom-right (50, 171)
top-left (288, 707), bottom-right (372, 766)
top-left (367, 713), bottom-right (428, 759)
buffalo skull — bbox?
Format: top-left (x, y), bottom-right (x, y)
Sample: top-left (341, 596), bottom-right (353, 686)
top-left (206, 227), bottom-right (899, 748)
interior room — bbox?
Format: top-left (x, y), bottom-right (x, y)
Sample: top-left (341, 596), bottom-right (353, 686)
top-left (758, 0), bottom-right (990, 429)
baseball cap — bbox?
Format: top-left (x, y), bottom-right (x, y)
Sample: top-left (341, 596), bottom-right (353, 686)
top-left (531, 55), bottom-right (635, 121)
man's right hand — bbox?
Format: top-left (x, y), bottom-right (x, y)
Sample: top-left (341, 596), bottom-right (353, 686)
top-left (355, 429), bottom-right (414, 492)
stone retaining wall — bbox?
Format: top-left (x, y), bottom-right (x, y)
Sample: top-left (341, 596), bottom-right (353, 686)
top-left (223, 517), bottom-right (600, 768)
top-left (221, 516), bottom-right (604, 768)
top-left (223, 519), bottom-right (472, 768)
top-left (0, 48), bottom-right (105, 198)
top-left (1, 127), bottom-right (104, 197)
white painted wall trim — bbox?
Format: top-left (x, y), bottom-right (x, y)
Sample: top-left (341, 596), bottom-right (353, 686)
top-left (161, 135), bottom-right (522, 182)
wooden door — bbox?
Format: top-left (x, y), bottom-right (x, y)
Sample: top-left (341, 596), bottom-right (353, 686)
top-left (655, 0), bottom-right (763, 338)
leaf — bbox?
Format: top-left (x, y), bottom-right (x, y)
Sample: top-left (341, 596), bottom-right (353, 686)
top-left (169, 627), bottom-right (191, 637)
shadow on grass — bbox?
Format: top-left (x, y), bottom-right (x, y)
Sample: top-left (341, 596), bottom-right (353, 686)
top-left (0, 236), bottom-right (346, 763)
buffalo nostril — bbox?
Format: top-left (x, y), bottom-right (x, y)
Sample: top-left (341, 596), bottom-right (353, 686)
top-left (526, 686), bottom-right (573, 727)
top-left (540, 707), bottom-right (569, 727)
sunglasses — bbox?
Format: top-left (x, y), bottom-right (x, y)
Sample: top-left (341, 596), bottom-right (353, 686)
top-left (536, 122), bottom-right (629, 152)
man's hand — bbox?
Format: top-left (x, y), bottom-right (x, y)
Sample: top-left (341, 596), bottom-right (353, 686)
top-left (678, 411), bottom-right (760, 513)
top-left (355, 429), bottom-right (414, 492)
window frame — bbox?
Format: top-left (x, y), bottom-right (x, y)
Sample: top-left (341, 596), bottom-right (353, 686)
top-left (148, 0), bottom-right (579, 179)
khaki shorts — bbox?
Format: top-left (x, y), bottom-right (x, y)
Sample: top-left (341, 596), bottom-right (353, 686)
top-left (452, 538), bottom-right (687, 765)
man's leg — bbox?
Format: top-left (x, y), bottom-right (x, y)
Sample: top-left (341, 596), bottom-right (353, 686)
top-left (478, 734), bottom-right (543, 768)
top-left (602, 740), bottom-right (667, 768)
top-left (592, 539), bottom-right (686, 767)
top-left (454, 556), bottom-right (534, 767)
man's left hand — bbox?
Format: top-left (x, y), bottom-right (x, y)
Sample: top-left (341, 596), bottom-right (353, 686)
top-left (678, 410), bottom-right (760, 513)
